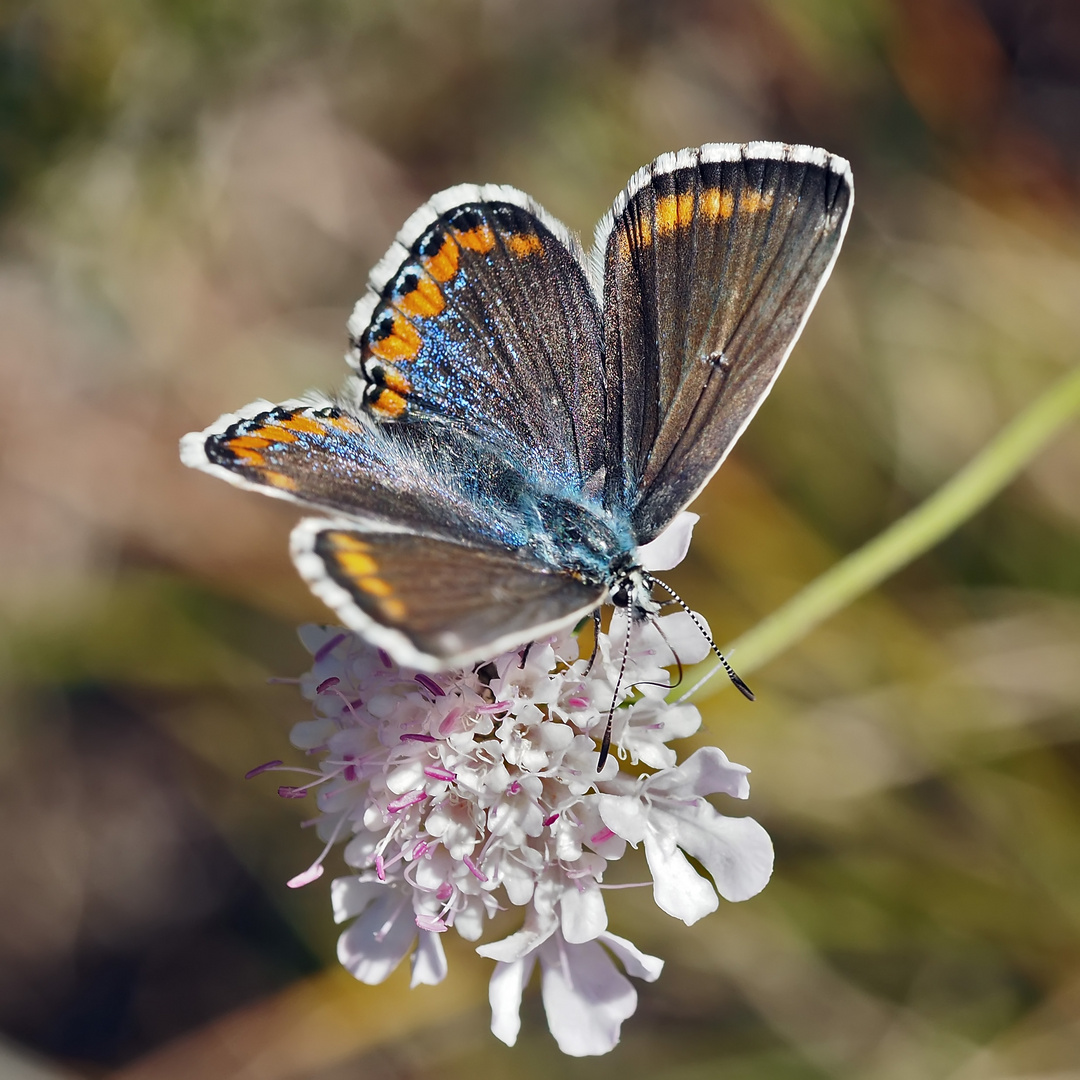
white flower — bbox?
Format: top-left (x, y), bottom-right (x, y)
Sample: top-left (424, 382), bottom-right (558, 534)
top-left (597, 747), bottom-right (775, 924)
top-left (486, 928), bottom-right (663, 1057)
top-left (254, 554), bottom-right (772, 1055)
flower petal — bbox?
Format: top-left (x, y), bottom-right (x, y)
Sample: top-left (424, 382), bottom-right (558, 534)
top-left (656, 745), bottom-right (751, 800)
top-left (410, 929), bottom-right (448, 987)
top-left (598, 932), bottom-right (664, 982)
top-left (643, 827), bottom-right (719, 925)
top-left (489, 954), bottom-right (536, 1047)
top-left (337, 891), bottom-right (416, 984)
top-left (673, 807), bottom-right (774, 902)
top-left (330, 876), bottom-right (385, 924)
top-left (635, 512), bottom-right (698, 572)
top-left (560, 879), bottom-right (608, 944)
top-left (539, 936), bottom-right (637, 1056)
top-left (477, 892), bottom-right (559, 962)
top-left (598, 793), bottom-right (647, 844)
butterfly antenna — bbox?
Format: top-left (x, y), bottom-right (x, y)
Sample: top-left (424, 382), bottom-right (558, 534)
top-left (647, 576), bottom-right (755, 701)
top-left (597, 613), bottom-right (631, 772)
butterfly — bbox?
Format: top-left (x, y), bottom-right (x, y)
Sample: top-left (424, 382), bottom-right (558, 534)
top-left (181, 142), bottom-right (853, 680)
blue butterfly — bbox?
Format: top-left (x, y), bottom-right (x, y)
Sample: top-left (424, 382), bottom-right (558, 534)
top-left (181, 143), bottom-right (852, 677)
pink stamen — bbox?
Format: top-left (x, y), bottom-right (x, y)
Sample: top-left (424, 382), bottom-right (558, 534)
top-left (477, 700), bottom-right (513, 713)
top-left (278, 786), bottom-right (308, 799)
top-left (375, 854), bottom-right (386, 881)
top-left (590, 827), bottom-right (616, 844)
top-left (462, 854), bottom-right (488, 882)
top-left (414, 673), bottom-right (445, 697)
top-left (415, 913), bottom-right (448, 933)
top-left (400, 733), bottom-right (436, 743)
top-left (438, 707), bottom-right (461, 735)
top-left (647, 722), bottom-right (664, 730)
top-left (245, 760), bottom-right (283, 779)
top-left (349, 697), bottom-right (363, 710)
top-left (424, 766), bottom-right (456, 782)
top-left (378, 648), bottom-right (393, 668)
top-left (387, 790), bottom-right (428, 813)
top-left (507, 781), bottom-right (521, 795)
top-left (543, 812), bottom-right (559, 827)
top-left (412, 841), bottom-right (429, 859)
top-left (287, 864), bottom-right (324, 888)
top-left (568, 697), bottom-right (589, 708)
top-left (316, 676), bottom-right (340, 694)
top-left (436, 882), bottom-right (453, 901)
top-left (314, 633), bottom-right (347, 662)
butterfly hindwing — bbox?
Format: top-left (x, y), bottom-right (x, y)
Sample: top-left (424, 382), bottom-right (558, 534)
top-left (598, 143), bottom-right (853, 540)
top-left (291, 519), bottom-right (604, 670)
top-left (348, 186), bottom-right (609, 494)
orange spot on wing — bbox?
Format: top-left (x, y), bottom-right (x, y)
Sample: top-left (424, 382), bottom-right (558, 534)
top-left (396, 276), bottom-right (445, 319)
top-left (370, 388), bottom-right (407, 418)
top-left (278, 414), bottom-right (326, 436)
top-left (380, 597), bottom-right (407, 621)
top-left (358, 576), bottom-right (394, 598)
top-left (423, 237), bottom-right (460, 282)
top-left (253, 423), bottom-right (299, 443)
top-left (381, 367), bottom-right (412, 395)
top-left (454, 223), bottom-right (496, 253)
top-left (226, 434), bottom-right (270, 465)
top-left (329, 414), bottom-right (363, 433)
top-left (655, 194), bottom-right (678, 234)
top-left (337, 549), bottom-right (379, 578)
top-left (655, 192), bottom-right (696, 236)
top-left (329, 533), bottom-right (371, 553)
top-left (369, 315), bottom-right (422, 362)
top-left (739, 190), bottom-right (774, 213)
top-left (229, 446), bottom-right (265, 466)
top-left (700, 188), bottom-right (735, 221)
top-left (506, 233), bottom-right (544, 257)
top-left (264, 470), bottom-right (298, 491)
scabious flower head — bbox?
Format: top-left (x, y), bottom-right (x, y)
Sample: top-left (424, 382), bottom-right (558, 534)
top-left (258, 571), bottom-right (773, 1055)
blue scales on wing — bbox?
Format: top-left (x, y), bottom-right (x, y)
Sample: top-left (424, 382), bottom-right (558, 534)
top-left (192, 402), bottom-right (555, 551)
top-left (350, 194), bottom-right (610, 500)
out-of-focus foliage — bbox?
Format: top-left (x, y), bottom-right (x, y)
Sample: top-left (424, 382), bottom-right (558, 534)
top-left (1, 1), bottom-right (1079, 1077)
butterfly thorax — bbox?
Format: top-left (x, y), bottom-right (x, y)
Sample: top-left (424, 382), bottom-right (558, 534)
top-left (527, 490), bottom-right (638, 587)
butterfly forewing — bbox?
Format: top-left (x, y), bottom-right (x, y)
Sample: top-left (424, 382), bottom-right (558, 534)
top-left (599, 144), bottom-right (853, 541)
top-left (350, 190), bottom-right (608, 495)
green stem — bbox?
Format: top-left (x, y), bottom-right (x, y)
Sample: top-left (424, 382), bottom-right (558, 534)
top-left (680, 365), bottom-right (1080, 702)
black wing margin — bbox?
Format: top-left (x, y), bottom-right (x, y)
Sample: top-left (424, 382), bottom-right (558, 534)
top-left (598, 142), bottom-right (853, 541)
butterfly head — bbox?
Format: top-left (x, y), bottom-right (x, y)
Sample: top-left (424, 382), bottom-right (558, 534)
top-left (609, 564), bottom-right (660, 622)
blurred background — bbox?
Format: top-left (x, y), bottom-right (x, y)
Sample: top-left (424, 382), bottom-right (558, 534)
top-left (2, 0), bottom-right (1079, 1077)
